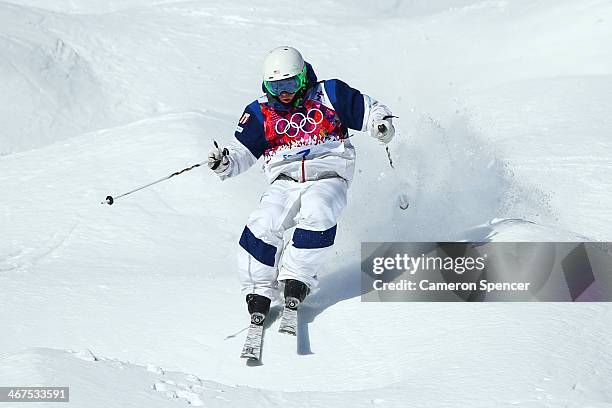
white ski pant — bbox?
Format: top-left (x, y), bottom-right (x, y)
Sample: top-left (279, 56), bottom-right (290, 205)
top-left (238, 177), bottom-right (348, 300)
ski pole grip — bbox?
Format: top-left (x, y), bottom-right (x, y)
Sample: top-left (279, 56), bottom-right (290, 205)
top-left (379, 115), bottom-right (398, 133)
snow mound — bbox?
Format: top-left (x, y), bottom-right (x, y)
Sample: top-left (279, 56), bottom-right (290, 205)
top-left (463, 218), bottom-right (592, 242)
top-left (0, 348), bottom-right (206, 407)
top-left (0, 3), bottom-right (110, 155)
top-left (0, 347), bottom-right (454, 407)
top-left (1, 0), bottom-right (170, 14)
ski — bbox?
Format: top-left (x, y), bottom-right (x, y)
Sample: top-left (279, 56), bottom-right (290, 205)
top-left (240, 313), bottom-right (265, 361)
top-left (240, 323), bottom-right (264, 360)
top-left (278, 297), bottom-right (299, 336)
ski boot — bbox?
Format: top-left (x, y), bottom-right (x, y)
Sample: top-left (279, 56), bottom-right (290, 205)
top-left (283, 279), bottom-right (310, 310)
top-left (246, 293), bottom-right (271, 326)
top-left (241, 294), bottom-right (271, 360)
top-left (278, 279), bottom-right (309, 335)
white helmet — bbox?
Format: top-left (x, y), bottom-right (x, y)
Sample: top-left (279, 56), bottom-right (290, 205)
top-left (263, 46), bottom-right (305, 82)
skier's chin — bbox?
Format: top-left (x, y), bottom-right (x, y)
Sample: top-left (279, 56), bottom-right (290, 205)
top-left (279, 93), bottom-right (296, 104)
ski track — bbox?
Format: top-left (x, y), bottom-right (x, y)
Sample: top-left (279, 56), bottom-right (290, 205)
top-left (0, 223), bottom-right (79, 273)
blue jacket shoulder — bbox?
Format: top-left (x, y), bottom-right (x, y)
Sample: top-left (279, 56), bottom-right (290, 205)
top-left (323, 79), bottom-right (365, 131)
top-left (234, 99), bottom-right (267, 158)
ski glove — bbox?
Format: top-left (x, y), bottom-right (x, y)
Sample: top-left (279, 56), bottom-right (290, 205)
top-left (370, 118), bottom-right (395, 144)
top-left (207, 142), bottom-right (230, 174)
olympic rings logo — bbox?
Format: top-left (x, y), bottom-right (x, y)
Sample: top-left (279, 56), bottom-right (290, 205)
top-left (274, 108), bottom-right (324, 138)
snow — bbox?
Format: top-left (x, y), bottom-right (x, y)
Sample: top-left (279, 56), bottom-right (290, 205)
top-left (1, 0), bottom-right (611, 407)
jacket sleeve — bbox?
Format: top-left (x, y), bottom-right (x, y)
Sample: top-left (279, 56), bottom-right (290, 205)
top-left (324, 79), bottom-right (393, 132)
top-left (218, 101), bottom-right (269, 180)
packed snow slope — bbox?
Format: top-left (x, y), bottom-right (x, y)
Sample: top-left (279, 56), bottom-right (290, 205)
top-left (1, 0), bottom-right (611, 407)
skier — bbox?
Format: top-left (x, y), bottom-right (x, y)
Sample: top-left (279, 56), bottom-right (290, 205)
top-left (208, 46), bottom-right (395, 327)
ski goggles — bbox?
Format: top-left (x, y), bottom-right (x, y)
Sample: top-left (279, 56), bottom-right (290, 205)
top-left (264, 66), bottom-right (307, 96)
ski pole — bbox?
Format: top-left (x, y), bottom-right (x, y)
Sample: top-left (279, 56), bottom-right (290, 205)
top-left (101, 158), bottom-right (209, 205)
top-left (345, 116), bottom-right (398, 169)
top-left (381, 115), bottom-right (398, 169)
top-left (385, 145), bottom-right (394, 169)
top-left (378, 115), bottom-right (409, 210)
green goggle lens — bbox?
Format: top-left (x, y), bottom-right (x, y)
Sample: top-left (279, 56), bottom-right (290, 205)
top-left (264, 66), bottom-right (307, 97)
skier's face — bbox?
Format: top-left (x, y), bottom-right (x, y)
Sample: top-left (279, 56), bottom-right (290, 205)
top-left (278, 92), bottom-right (296, 104)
